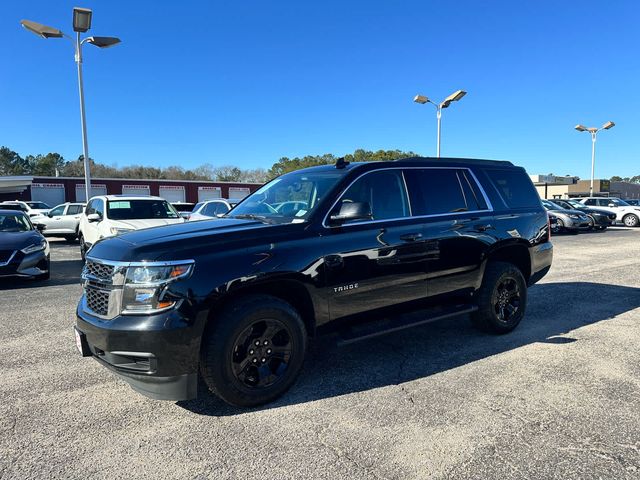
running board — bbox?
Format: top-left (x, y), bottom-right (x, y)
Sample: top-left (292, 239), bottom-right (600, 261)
top-left (336, 304), bottom-right (478, 346)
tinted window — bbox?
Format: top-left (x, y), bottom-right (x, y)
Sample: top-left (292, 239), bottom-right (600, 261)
top-left (67, 205), bottom-right (83, 215)
top-left (459, 170), bottom-right (488, 211)
top-left (584, 199), bottom-right (596, 206)
top-left (0, 212), bottom-right (31, 232)
top-left (485, 169), bottom-right (539, 208)
top-left (405, 169), bottom-right (469, 215)
top-left (85, 200), bottom-right (95, 215)
top-left (336, 170), bottom-right (409, 221)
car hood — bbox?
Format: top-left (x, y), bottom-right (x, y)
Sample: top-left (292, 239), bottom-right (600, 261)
top-left (0, 230), bottom-right (43, 250)
top-left (109, 218), bottom-right (185, 230)
top-left (87, 217), bottom-right (303, 262)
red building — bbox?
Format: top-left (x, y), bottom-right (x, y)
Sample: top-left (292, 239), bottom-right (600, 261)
top-left (0, 176), bottom-right (262, 206)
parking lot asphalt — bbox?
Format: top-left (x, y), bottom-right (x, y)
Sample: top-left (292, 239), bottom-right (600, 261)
top-left (1, 228), bottom-right (639, 480)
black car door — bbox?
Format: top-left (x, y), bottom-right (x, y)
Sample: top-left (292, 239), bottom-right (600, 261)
top-left (323, 169), bottom-right (430, 320)
top-left (403, 167), bottom-right (494, 298)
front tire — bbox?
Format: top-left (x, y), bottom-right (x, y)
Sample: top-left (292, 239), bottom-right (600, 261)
top-left (79, 234), bottom-right (87, 262)
top-left (623, 214), bottom-right (639, 227)
top-left (200, 295), bottom-right (307, 407)
top-left (472, 261), bottom-right (527, 334)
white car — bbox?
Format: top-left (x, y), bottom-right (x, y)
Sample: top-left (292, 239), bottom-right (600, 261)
top-left (78, 195), bottom-right (185, 260)
top-left (0, 200), bottom-right (51, 218)
top-left (577, 197), bottom-right (640, 227)
top-left (33, 202), bottom-right (86, 241)
top-left (188, 199), bottom-right (236, 221)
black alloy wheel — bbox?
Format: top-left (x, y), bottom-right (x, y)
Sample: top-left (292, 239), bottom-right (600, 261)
top-left (492, 277), bottom-right (521, 324)
top-left (200, 295), bottom-right (307, 407)
top-left (472, 261), bottom-right (527, 334)
top-left (231, 319), bottom-right (293, 389)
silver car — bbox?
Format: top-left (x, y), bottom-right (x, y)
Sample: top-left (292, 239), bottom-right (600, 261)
top-left (541, 200), bottom-right (590, 234)
top-left (32, 202), bottom-right (85, 241)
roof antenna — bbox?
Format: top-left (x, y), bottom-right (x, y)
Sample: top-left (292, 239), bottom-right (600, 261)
top-left (335, 157), bottom-right (349, 169)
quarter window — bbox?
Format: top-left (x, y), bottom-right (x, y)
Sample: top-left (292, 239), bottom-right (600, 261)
top-left (335, 170), bottom-right (410, 222)
top-left (485, 169), bottom-right (540, 209)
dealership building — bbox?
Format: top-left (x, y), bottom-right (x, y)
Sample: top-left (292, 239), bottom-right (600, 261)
top-left (0, 176), bottom-right (262, 206)
top-left (530, 175), bottom-right (640, 200)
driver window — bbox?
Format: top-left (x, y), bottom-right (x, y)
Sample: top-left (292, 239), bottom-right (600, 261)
top-left (337, 170), bottom-right (409, 222)
top-left (49, 205), bottom-right (65, 216)
top-left (94, 200), bottom-right (105, 218)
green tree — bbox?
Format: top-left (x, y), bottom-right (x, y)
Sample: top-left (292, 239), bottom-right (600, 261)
top-left (0, 147), bottom-right (29, 175)
top-left (610, 175), bottom-right (623, 182)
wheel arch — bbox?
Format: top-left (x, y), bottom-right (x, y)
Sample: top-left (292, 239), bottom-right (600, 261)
top-left (204, 277), bottom-right (318, 338)
top-left (485, 241), bottom-right (532, 282)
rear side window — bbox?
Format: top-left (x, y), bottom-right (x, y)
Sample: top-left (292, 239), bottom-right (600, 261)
top-left (404, 168), bottom-right (487, 215)
top-left (485, 169), bottom-right (539, 208)
top-left (67, 205), bottom-right (83, 215)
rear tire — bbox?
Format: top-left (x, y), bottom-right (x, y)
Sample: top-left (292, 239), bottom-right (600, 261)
top-left (472, 261), bottom-right (527, 334)
top-left (200, 295), bottom-right (307, 407)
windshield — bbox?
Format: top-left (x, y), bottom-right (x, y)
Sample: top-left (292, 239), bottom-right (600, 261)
top-left (552, 200), bottom-right (573, 209)
top-left (230, 169), bottom-right (345, 223)
top-left (27, 202), bottom-right (50, 209)
top-left (0, 203), bottom-right (27, 211)
top-left (566, 200), bottom-right (584, 208)
top-left (0, 212), bottom-right (32, 232)
top-left (541, 200), bottom-right (562, 211)
top-left (107, 200), bottom-right (180, 220)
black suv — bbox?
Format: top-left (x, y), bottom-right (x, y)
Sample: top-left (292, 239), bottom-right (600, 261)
top-left (75, 158), bottom-right (553, 407)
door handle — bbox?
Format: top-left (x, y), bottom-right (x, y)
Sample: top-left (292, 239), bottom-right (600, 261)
top-left (400, 232), bottom-right (423, 242)
top-left (475, 224), bottom-right (493, 232)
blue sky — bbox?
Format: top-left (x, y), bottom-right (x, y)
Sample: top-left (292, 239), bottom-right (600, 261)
top-left (1, 1), bottom-right (639, 178)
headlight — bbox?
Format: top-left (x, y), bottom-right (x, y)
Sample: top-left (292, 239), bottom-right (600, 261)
top-left (568, 214), bottom-right (580, 219)
top-left (21, 240), bottom-right (47, 254)
top-left (110, 227), bottom-right (134, 235)
top-left (121, 262), bottom-right (193, 314)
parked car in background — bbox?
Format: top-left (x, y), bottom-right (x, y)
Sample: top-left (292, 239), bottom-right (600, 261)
top-left (0, 209), bottom-right (50, 280)
top-left (0, 200), bottom-right (50, 218)
top-left (623, 199), bottom-right (640, 206)
top-left (577, 197), bottom-right (640, 227)
top-left (78, 195), bottom-right (185, 260)
top-left (540, 200), bottom-right (590, 233)
top-left (547, 211), bottom-right (560, 234)
top-left (32, 203), bottom-right (86, 241)
top-left (189, 199), bottom-right (236, 221)
top-left (75, 157), bottom-right (553, 407)
top-left (551, 199), bottom-right (615, 230)
top-left (171, 202), bottom-right (196, 219)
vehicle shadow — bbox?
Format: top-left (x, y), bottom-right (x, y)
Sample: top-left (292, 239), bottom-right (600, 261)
top-left (0, 259), bottom-right (83, 290)
top-left (178, 281), bottom-right (640, 416)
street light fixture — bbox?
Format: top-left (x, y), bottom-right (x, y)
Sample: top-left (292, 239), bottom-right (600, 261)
top-left (574, 121), bottom-right (616, 197)
top-left (413, 89), bottom-right (466, 157)
top-left (20, 8), bottom-right (120, 203)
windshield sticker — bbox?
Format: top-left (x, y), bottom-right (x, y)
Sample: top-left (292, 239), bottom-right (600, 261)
top-left (109, 201), bottom-right (131, 209)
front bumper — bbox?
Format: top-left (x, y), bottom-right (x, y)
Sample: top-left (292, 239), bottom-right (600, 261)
top-left (75, 297), bottom-right (202, 401)
top-left (0, 250), bottom-right (49, 278)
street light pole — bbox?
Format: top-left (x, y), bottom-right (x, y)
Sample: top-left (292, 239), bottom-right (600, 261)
top-left (20, 9), bottom-right (120, 203)
top-left (414, 90), bottom-right (466, 158)
top-left (75, 32), bottom-right (92, 203)
top-left (575, 121), bottom-right (615, 197)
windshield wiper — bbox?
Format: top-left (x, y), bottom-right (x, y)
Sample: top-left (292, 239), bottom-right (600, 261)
top-left (233, 214), bottom-right (276, 224)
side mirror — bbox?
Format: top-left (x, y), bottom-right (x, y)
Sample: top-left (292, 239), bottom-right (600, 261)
top-left (87, 213), bottom-right (101, 223)
top-left (608, 203), bottom-right (615, 208)
top-left (35, 223), bottom-right (46, 232)
top-left (329, 201), bottom-right (372, 225)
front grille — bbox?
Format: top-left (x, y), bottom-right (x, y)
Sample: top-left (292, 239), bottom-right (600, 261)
top-left (86, 286), bottom-right (110, 317)
top-left (85, 260), bottom-right (115, 280)
top-left (0, 250), bottom-right (15, 264)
